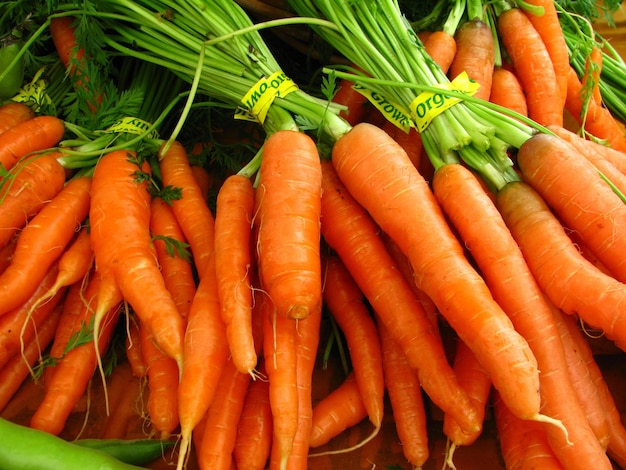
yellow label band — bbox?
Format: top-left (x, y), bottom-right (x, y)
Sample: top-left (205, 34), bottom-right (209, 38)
top-left (12, 67), bottom-right (52, 112)
top-left (352, 83), bottom-right (413, 133)
top-left (106, 117), bottom-right (159, 139)
top-left (410, 72), bottom-right (481, 132)
top-left (237, 71), bottom-right (299, 123)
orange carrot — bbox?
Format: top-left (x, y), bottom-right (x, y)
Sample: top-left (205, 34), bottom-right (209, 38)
top-left (381, 120), bottom-right (424, 170)
top-left (159, 140), bottom-right (216, 278)
top-left (581, 44), bottom-right (603, 105)
top-left (377, 319), bottom-right (429, 468)
top-left (489, 67), bottom-right (528, 117)
top-left (190, 164), bottom-right (214, 201)
top-left (0, 115), bottom-right (66, 173)
top-left (0, 101), bottom-right (35, 136)
top-left (319, 159), bottom-right (480, 434)
top-left (256, 130), bottom-right (323, 321)
top-left (0, 176), bottom-right (91, 316)
top-left (0, 152), bottom-right (67, 250)
top-left (423, 29), bottom-right (457, 74)
top-left (90, 149), bottom-right (185, 371)
top-left (125, 315), bottom-right (147, 379)
top-left (0, 233), bottom-right (17, 275)
top-left (449, 18), bottom-right (495, 101)
top-left (214, 174), bottom-right (256, 375)
top-left (516, 133), bottom-right (626, 284)
top-left (332, 77), bottom-right (372, 126)
top-left (497, 7), bottom-right (563, 126)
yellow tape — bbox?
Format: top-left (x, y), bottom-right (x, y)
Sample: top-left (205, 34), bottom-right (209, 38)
top-left (352, 83), bottom-right (413, 133)
top-left (106, 117), bottom-right (159, 139)
top-left (410, 72), bottom-right (480, 132)
top-left (12, 67), bottom-right (52, 112)
top-left (237, 71), bottom-right (298, 123)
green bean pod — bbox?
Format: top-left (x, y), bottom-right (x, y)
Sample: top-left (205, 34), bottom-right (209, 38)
top-left (0, 41), bottom-right (24, 100)
top-left (74, 438), bottom-right (174, 466)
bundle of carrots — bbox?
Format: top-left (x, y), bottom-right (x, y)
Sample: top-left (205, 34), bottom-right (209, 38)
top-left (2, 0), bottom-right (626, 469)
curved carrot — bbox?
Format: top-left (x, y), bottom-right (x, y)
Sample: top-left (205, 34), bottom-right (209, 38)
top-left (516, 133), bottom-right (626, 284)
top-left (0, 152), bottom-right (67, 250)
top-left (0, 176), bottom-right (91, 316)
top-left (159, 140), bottom-right (215, 278)
top-left (256, 129), bottom-right (322, 320)
top-left (0, 234), bottom-right (17, 275)
top-left (320, 159), bottom-right (480, 434)
top-left (0, 102), bottom-right (35, 136)
top-left (497, 7), bottom-right (563, 127)
top-left (0, 115), bottom-right (66, 173)
top-left (489, 67), bottom-right (528, 117)
top-left (449, 18), bottom-right (495, 101)
top-left (331, 122), bottom-right (541, 424)
top-left (214, 174), bottom-right (256, 375)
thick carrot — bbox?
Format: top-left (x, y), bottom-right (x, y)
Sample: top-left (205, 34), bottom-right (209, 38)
top-left (489, 67), bottom-right (528, 117)
top-left (331, 122), bottom-right (542, 424)
top-left (159, 140), bottom-right (215, 278)
top-left (377, 319), bottom-right (429, 468)
top-left (449, 18), bottom-right (495, 101)
top-left (565, 66), bottom-right (626, 153)
top-left (516, 133), bottom-right (626, 284)
top-left (423, 29), bottom-right (457, 74)
top-left (495, 181), bottom-right (626, 351)
top-left (319, 159), bottom-right (480, 434)
top-left (308, 372), bottom-right (367, 448)
top-left (214, 174), bottom-right (256, 375)
top-left (381, 120), bottom-right (424, 170)
top-left (0, 152), bottom-right (67, 250)
top-left (321, 255), bottom-right (384, 431)
top-left (0, 176), bottom-right (91, 316)
top-left (497, 7), bottom-right (563, 127)
top-left (90, 149), bottom-right (185, 371)
top-left (0, 101), bottom-right (35, 136)
top-left (256, 130), bottom-right (322, 320)
top-left (433, 162), bottom-right (610, 468)
top-left (0, 115), bottom-right (66, 173)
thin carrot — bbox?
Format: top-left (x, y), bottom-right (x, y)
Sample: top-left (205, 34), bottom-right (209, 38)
top-left (449, 18), bottom-right (495, 101)
top-left (0, 152), bottom-right (67, 250)
top-left (423, 29), bottom-right (457, 74)
top-left (159, 140), bottom-right (216, 278)
top-left (331, 122), bottom-right (543, 426)
top-left (377, 319), bottom-right (429, 469)
top-left (124, 315), bottom-right (147, 380)
top-left (516, 133), bottom-right (626, 284)
top-left (0, 176), bottom-right (91, 316)
top-left (497, 7), bottom-right (563, 126)
top-left (0, 101), bottom-right (35, 136)
top-left (319, 159), bottom-right (480, 435)
top-left (581, 44), bottom-right (603, 105)
top-left (489, 67), bottom-right (528, 117)
top-left (256, 130), bottom-right (322, 320)
top-left (214, 174), bottom-right (256, 375)
top-left (0, 115), bottom-right (66, 173)
top-left (308, 372), bottom-right (367, 448)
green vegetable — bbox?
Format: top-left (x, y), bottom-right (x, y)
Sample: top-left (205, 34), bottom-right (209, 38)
top-left (0, 41), bottom-right (25, 100)
top-left (0, 417), bottom-right (147, 470)
top-left (73, 438), bottom-right (174, 466)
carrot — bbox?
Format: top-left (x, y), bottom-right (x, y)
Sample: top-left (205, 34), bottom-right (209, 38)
top-left (90, 149), bottom-right (185, 372)
top-left (565, 66), bottom-right (626, 153)
top-left (0, 101), bottom-right (35, 136)
top-left (522, 0), bottom-right (570, 107)
top-left (449, 18), bottom-right (495, 101)
top-left (0, 175), bottom-right (91, 316)
top-left (29, 270), bottom-right (123, 436)
top-left (331, 122), bottom-right (543, 425)
top-left (516, 133), bottom-right (626, 284)
top-left (495, 180), bottom-right (626, 351)
top-left (214, 174), bottom-right (256, 375)
top-left (176, 252), bottom-right (229, 470)
top-left (423, 29), bottom-right (457, 74)
top-left (308, 372), bottom-right (367, 448)
top-left (0, 152), bottom-right (67, 250)
top-left (377, 319), bottom-right (429, 468)
top-left (319, 159), bottom-right (480, 434)
top-left (233, 359), bottom-right (273, 470)
top-left (159, 140), bottom-right (216, 278)
top-left (0, 233), bottom-right (17, 275)
top-left (433, 162), bottom-right (610, 468)
top-left (256, 130), bottom-right (322, 320)
top-left (150, 197), bottom-right (196, 320)
top-left (381, 120), bottom-right (424, 170)
top-left (581, 44), bottom-right (603, 105)
top-left (332, 76), bottom-right (372, 126)
top-left (321, 255), bottom-right (384, 433)
top-left (0, 115), bottom-right (66, 173)
top-left (497, 7), bottom-right (563, 126)
top-left (190, 164), bottom-right (214, 201)
top-left (124, 315), bottom-right (146, 379)
top-left (489, 67), bottom-right (528, 117)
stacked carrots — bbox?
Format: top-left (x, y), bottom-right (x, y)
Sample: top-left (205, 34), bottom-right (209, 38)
top-left (3, 1), bottom-right (626, 470)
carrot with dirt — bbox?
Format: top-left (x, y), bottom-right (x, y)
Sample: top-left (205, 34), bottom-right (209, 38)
top-left (516, 133), bottom-right (626, 284)
top-left (0, 152), bottom-right (67, 250)
top-left (214, 174), bottom-right (256, 375)
top-left (0, 175), bottom-right (91, 316)
top-left (0, 102), bottom-right (34, 136)
top-left (0, 115), bottom-right (66, 173)
top-left (320, 159), bottom-right (480, 435)
top-left (489, 67), bottom-right (528, 117)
